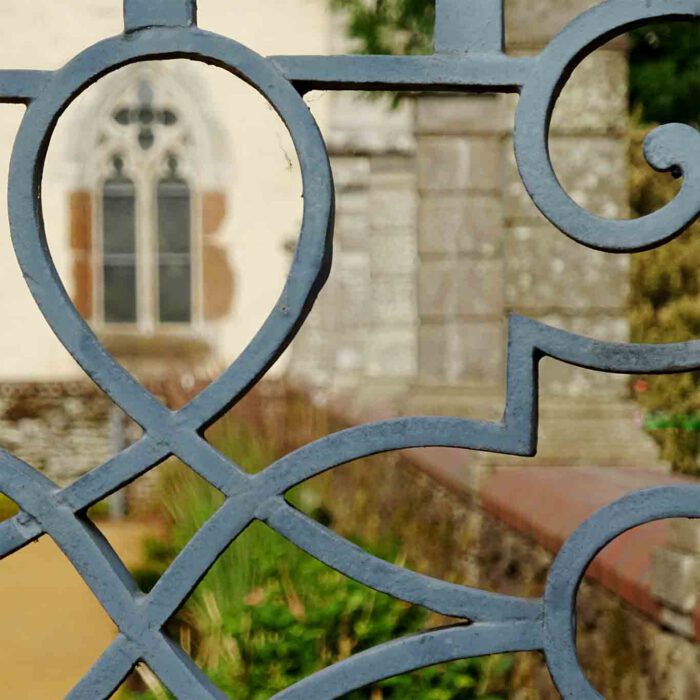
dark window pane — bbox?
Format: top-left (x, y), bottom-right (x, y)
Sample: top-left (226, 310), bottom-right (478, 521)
top-left (138, 128), bottom-right (155, 151)
top-left (104, 264), bottom-right (137, 323)
top-left (113, 108), bottom-right (131, 126)
top-left (103, 179), bottom-right (136, 255)
top-left (159, 263), bottom-right (191, 323)
top-left (158, 178), bottom-right (191, 255)
top-left (137, 107), bottom-right (155, 125)
top-left (160, 110), bottom-right (178, 126)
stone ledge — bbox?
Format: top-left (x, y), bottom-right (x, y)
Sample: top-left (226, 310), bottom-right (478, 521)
top-left (480, 466), bottom-right (700, 637)
top-left (327, 396), bottom-right (698, 641)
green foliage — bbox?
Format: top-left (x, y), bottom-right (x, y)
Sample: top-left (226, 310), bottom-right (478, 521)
top-left (628, 126), bottom-right (700, 474)
top-left (330, 0), bottom-right (434, 55)
top-left (127, 448), bottom-right (508, 698)
top-left (630, 24), bottom-right (700, 128)
top-left (329, 0), bottom-right (700, 133)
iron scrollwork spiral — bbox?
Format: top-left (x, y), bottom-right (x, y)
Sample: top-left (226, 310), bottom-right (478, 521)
top-left (0, 0), bottom-right (698, 698)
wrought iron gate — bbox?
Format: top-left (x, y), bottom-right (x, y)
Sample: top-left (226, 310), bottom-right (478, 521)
top-left (0, 0), bottom-right (699, 697)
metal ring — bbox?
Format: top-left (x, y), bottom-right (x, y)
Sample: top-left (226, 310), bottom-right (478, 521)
top-left (543, 485), bottom-right (700, 699)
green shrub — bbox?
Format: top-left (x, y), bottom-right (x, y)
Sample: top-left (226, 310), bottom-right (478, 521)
top-left (128, 453), bottom-right (508, 699)
top-left (628, 125), bottom-right (700, 474)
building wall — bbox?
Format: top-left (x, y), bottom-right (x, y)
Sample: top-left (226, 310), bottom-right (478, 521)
top-left (0, 0), bottom-right (333, 382)
top-left (288, 0), bottom-right (663, 469)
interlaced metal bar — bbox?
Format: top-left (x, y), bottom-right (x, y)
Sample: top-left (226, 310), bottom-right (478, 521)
top-left (0, 0), bottom-right (698, 697)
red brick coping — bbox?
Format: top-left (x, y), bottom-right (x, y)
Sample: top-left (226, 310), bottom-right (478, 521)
top-left (408, 446), bottom-right (695, 636)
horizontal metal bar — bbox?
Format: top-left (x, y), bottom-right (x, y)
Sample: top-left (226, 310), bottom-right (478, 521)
top-left (0, 71), bottom-right (52, 104)
top-left (270, 54), bottom-right (534, 93)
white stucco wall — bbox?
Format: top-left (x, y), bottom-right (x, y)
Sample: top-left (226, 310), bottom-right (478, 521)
top-left (0, 0), bottom-right (333, 381)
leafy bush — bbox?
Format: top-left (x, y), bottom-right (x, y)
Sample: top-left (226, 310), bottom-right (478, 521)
top-left (630, 23), bottom-right (700, 128)
top-left (126, 425), bottom-right (508, 699)
top-left (330, 0), bottom-right (434, 56)
top-left (628, 125), bottom-right (700, 474)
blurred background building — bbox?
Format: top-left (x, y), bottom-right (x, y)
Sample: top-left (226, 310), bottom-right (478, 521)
top-left (0, 0), bottom-right (663, 487)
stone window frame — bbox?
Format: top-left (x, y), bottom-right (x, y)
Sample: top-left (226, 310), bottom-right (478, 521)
top-left (92, 70), bottom-right (203, 335)
top-left (68, 63), bottom-right (235, 348)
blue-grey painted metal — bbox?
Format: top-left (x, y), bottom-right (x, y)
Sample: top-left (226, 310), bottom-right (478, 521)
top-left (0, 0), bottom-right (697, 697)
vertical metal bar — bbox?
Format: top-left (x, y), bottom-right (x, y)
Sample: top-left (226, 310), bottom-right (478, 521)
top-left (124, 0), bottom-right (197, 32)
top-left (435, 0), bottom-right (504, 54)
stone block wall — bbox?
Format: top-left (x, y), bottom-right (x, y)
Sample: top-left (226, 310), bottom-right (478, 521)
top-left (0, 382), bottom-right (114, 487)
top-left (652, 520), bottom-right (700, 640)
top-left (415, 95), bottom-right (505, 403)
top-left (288, 0), bottom-right (663, 468)
top-left (0, 378), bottom-right (209, 512)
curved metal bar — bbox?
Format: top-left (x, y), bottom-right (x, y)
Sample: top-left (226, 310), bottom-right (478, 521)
top-left (544, 485), bottom-right (700, 699)
top-left (257, 418), bottom-right (519, 496)
top-left (515, 0), bottom-right (700, 252)
top-left (1, 1), bottom-right (699, 698)
top-left (0, 434), bottom-right (170, 560)
top-left (261, 499), bottom-right (542, 622)
top-left (143, 495), bottom-right (258, 626)
top-left (513, 314), bottom-right (700, 374)
top-left (143, 636), bottom-right (228, 700)
top-left (272, 621), bottom-right (542, 699)
top-left (0, 451), bottom-right (141, 631)
top-left (65, 635), bottom-right (139, 700)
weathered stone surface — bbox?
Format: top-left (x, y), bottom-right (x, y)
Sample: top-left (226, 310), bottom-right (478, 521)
top-left (419, 259), bottom-right (504, 319)
top-left (331, 155), bottom-right (371, 191)
top-left (669, 520), bottom-right (700, 555)
top-left (503, 135), bottom-right (629, 221)
top-left (418, 137), bottom-right (501, 193)
top-left (336, 250), bottom-right (371, 327)
top-left (447, 320), bottom-right (504, 384)
top-left (419, 193), bottom-right (502, 258)
top-left (369, 173), bottom-right (417, 230)
top-left (505, 224), bottom-right (629, 312)
top-left (505, 0), bottom-right (617, 49)
top-left (658, 605), bottom-right (696, 639)
top-left (415, 94), bottom-right (507, 136)
top-left (371, 275), bottom-right (416, 325)
top-left (326, 92), bottom-right (415, 156)
top-left (652, 547), bottom-right (700, 613)
top-left (551, 50), bottom-right (628, 135)
top-left (370, 234), bottom-right (417, 276)
top-left (419, 320), bottom-right (503, 385)
top-left (367, 327), bottom-right (418, 379)
top-left (0, 385), bottom-right (111, 485)
top-left (333, 162), bottom-right (371, 251)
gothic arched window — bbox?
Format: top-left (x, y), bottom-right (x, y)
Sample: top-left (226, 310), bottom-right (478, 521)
top-left (69, 67), bottom-right (234, 344)
top-left (94, 78), bottom-right (197, 330)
